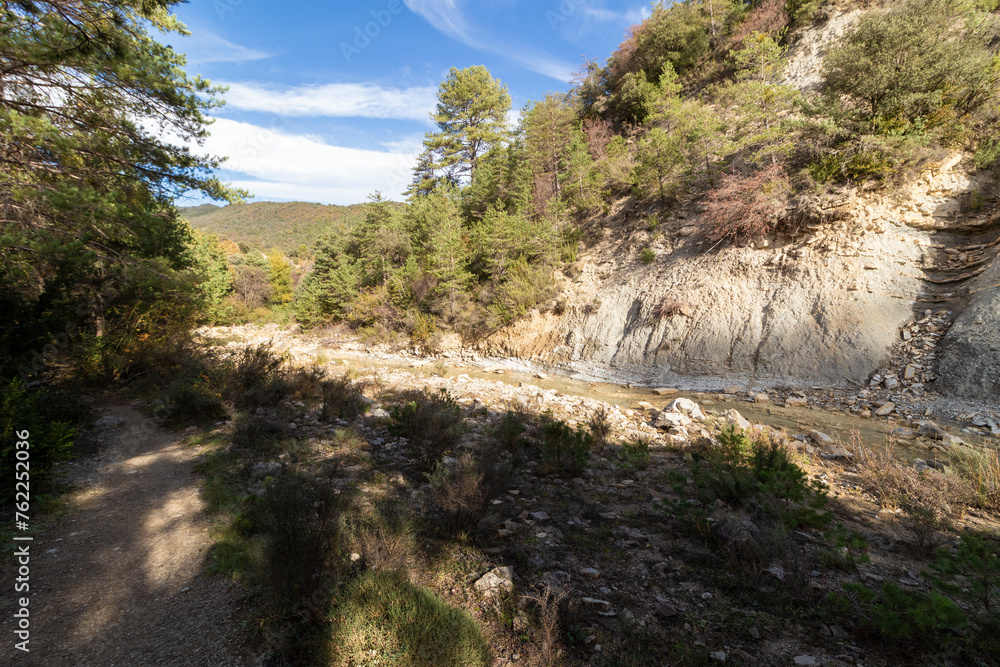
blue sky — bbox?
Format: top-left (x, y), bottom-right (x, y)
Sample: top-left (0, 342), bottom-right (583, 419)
top-left (169, 0), bottom-right (651, 206)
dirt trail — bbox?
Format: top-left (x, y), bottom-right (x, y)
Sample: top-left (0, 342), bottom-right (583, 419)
top-left (1, 401), bottom-right (251, 666)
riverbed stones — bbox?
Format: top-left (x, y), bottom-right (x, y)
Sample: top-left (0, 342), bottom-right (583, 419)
top-left (875, 402), bottom-right (896, 416)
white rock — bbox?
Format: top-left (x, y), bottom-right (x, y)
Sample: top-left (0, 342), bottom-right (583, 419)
top-left (724, 409), bottom-right (751, 430)
top-left (667, 398), bottom-right (706, 420)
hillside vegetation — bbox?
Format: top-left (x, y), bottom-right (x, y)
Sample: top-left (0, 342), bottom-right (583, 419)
top-left (181, 201), bottom-right (370, 254)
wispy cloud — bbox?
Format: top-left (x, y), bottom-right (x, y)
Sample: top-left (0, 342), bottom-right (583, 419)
top-left (403, 0), bottom-right (576, 82)
top-left (220, 82), bottom-right (437, 120)
top-left (202, 118), bottom-right (417, 204)
top-left (177, 30), bottom-right (273, 65)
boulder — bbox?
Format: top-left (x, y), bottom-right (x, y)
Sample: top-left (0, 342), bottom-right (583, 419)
top-left (724, 409), bottom-right (751, 430)
top-left (474, 567), bottom-right (514, 594)
top-left (667, 397), bottom-right (706, 420)
top-left (875, 402), bottom-right (896, 416)
top-left (655, 411), bottom-right (692, 429)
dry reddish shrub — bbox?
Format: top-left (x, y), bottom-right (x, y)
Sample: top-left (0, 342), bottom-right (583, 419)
top-left (732, 0), bottom-right (789, 43)
top-left (582, 117), bottom-right (613, 159)
top-left (699, 163), bottom-right (789, 242)
top-left (652, 298), bottom-right (687, 320)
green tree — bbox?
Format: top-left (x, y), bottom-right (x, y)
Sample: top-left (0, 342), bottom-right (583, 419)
top-left (0, 0), bottom-right (241, 374)
top-left (521, 94), bottom-right (576, 202)
top-left (186, 230), bottom-right (234, 318)
top-left (294, 233), bottom-right (358, 327)
top-left (822, 0), bottom-right (998, 122)
top-left (420, 190), bottom-right (469, 318)
top-left (267, 249), bottom-right (294, 305)
top-left (350, 193), bottom-right (411, 288)
top-left (416, 66), bottom-right (512, 184)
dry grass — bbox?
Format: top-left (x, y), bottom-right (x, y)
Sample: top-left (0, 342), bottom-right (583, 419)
top-left (949, 444), bottom-right (1000, 511)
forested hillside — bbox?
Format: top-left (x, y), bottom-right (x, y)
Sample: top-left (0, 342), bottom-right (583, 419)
top-left (181, 201), bottom-right (371, 254)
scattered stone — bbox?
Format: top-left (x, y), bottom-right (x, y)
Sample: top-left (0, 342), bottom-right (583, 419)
top-left (93, 415), bottom-right (125, 429)
top-left (530, 511), bottom-right (550, 522)
top-left (917, 422), bottom-right (946, 440)
top-left (822, 446), bottom-right (854, 460)
top-left (710, 650), bottom-right (728, 662)
top-left (875, 402), bottom-right (896, 417)
top-left (369, 408), bottom-right (390, 419)
top-left (723, 385), bottom-right (742, 395)
top-left (904, 365), bottom-right (917, 380)
top-left (475, 567), bottom-right (515, 594)
top-left (252, 462), bottom-right (282, 478)
top-left (793, 656), bottom-right (817, 666)
top-left (654, 601), bottom-right (678, 618)
top-left (667, 398), bottom-right (706, 420)
top-left (701, 592), bottom-right (714, 601)
top-left (809, 430), bottom-right (834, 445)
top-left (884, 377), bottom-right (900, 390)
top-left (753, 393), bottom-right (770, 403)
top-left (653, 388), bottom-right (679, 396)
top-left (724, 409), bottom-right (751, 430)
top-left (786, 396), bottom-right (808, 407)
top-left (654, 411), bottom-right (692, 429)
top-left (891, 427), bottom-right (917, 439)
top-left (580, 568), bottom-right (601, 579)
top-left (582, 597), bottom-right (612, 611)
top-left (858, 410), bottom-right (872, 419)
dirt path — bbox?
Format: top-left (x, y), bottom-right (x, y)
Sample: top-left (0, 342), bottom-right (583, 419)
top-left (1, 401), bottom-right (252, 666)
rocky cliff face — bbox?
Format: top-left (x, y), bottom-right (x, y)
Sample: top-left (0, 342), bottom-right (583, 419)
top-left (480, 155), bottom-right (1000, 399)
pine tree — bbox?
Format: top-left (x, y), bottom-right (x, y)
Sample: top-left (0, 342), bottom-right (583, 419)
top-left (416, 66), bottom-right (512, 184)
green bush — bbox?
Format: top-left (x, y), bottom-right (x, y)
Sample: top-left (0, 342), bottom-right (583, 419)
top-left (389, 389), bottom-right (465, 467)
top-left (928, 531), bottom-right (1000, 615)
top-left (640, 247), bottom-right (656, 265)
top-left (538, 418), bottom-right (593, 475)
top-left (827, 581), bottom-right (966, 647)
top-left (230, 412), bottom-right (285, 450)
top-left (808, 144), bottom-right (896, 183)
top-left (155, 372), bottom-right (227, 423)
top-left (1, 379), bottom-right (80, 505)
top-left (620, 437), bottom-right (651, 470)
top-left (326, 569), bottom-right (491, 666)
top-left (321, 374), bottom-right (368, 421)
top-left (224, 344), bottom-right (289, 410)
top-left (251, 473), bottom-right (349, 662)
top-left (692, 426), bottom-right (829, 528)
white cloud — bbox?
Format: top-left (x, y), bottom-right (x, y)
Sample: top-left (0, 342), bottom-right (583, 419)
top-left (203, 118), bottom-right (418, 204)
top-left (177, 30), bottom-right (273, 65)
top-left (403, 0), bottom-right (576, 82)
top-left (221, 81), bottom-right (437, 121)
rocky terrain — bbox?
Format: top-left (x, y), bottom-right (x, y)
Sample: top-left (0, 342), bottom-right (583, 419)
top-left (187, 323), bottom-right (1000, 666)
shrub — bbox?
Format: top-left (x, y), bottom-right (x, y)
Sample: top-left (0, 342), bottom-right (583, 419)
top-left (230, 412), bottom-right (285, 450)
top-left (928, 531), bottom-right (1000, 615)
top-left (346, 497), bottom-right (416, 573)
top-left (492, 410), bottom-right (529, 455)
top-left (949, 445), bottom-right (1000, 511)
top-left (157, 372), bottom-right (227, 423)
top-left (251, 473), bottom-right (349, 661)
top-left (587, 406), bottom-right (613, 449)
top-left (692, 426), bottom-right (829, 528)
top-left (827, 581), bottom-right (966, 647)
top-left (389, 389), bottom-right (464, 467)
top-left (620, 436), bottom-right (651, 470)
top-left (639, 247), bottom-right (656, 264)
top-left (320, 374), bottom-right (368, 421)
top-left (0, 379), bottom-right (80, 505)
top-left (652, 298), bottom-right (686, 320)
top-left (854, 442), bottom-right (971, 552)
top-left (538, 418), bottom-right (593, 475)
top-left (699, 164), bottom-right (789, 242)
top-left (426, 450), bottom-right (508, 534)
top-left (225, 343), bottom-right (288, 410)
top-left (326, 569), bottom-right (491, 667)
top-left (807, 143), bottom-right (896, 183)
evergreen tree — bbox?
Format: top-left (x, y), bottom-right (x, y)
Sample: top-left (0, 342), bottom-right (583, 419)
top-left (521, 94), bottom-right (576, 202)
top-left (416, 66), bottom-right (512, 184)
top-left (0, 0), bottom-right (242, 373)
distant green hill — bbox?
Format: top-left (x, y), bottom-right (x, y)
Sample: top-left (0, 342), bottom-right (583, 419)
top-left (180, 201), bottom-right (370, 253)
